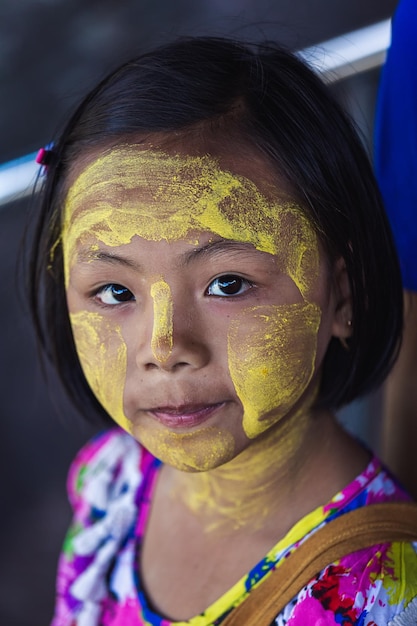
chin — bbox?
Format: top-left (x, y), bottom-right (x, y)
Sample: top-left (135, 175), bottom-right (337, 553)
top-left (132, 423), bottom-right (237, 472)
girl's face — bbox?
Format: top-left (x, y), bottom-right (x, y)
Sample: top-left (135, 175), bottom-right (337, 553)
top-left (63, 146), bottom-right (344, 471)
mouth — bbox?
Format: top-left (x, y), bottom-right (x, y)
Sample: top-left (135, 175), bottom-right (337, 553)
top-left (147, 402), bottom-right (226, 429)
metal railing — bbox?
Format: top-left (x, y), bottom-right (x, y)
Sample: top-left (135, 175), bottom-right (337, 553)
top-left (0, 18), bottom-right (391, 208)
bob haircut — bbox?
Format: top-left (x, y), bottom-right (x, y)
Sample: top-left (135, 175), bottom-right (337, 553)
top-left (27, 36), bottom-right (403, 424)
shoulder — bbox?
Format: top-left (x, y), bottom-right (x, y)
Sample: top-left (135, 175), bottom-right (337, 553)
top-left (67, 428), bottom-right (146, 519)
top-left (273, 461), bottom-right (417, 624)
top-left (272, 541), bottom-right (417, 625)
top-left (51, 429), bottom-right (151, 624)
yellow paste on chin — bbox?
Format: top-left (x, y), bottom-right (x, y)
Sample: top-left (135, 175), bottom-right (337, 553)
top-left (136, 426), bottom-right (236, 472)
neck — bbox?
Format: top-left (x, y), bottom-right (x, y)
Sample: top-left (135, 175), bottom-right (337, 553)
top-left (166, 409), bottom-right (369, 536)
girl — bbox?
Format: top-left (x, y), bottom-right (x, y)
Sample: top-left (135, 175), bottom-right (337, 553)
top-left (29, 37), bottom-right (417, 625)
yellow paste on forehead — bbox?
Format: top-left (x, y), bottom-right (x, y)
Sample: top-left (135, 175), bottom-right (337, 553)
top-left (62, 147), bottom-right (319, 300)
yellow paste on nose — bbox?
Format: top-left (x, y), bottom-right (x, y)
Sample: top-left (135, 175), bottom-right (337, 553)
top-left (62, 147), bottom-right (319, 301)
top-left (228, 302), bottom-right (322, 438)
top-left (150, 279), bottom-right (173, 363)
top-left (69, 310), bottom-right (129, 431)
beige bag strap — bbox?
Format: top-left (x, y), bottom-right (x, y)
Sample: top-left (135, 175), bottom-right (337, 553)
top-left (222, 502), bottom-right (417, 626)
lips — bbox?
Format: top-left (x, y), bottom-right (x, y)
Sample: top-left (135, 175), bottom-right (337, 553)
top-left (148, 402), bottom-right (225, 428)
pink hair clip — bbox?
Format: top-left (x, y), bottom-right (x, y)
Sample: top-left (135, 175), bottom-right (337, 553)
top-left (36, 142), bottom-right (54, 174)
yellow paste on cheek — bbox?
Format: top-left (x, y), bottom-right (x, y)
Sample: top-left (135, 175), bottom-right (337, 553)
top-left (228, 302), bottom-right (322, 439)
top-left (136, 426), bottom-right (235, 472)
top-left (150, 279), bottom-right (173, 363)
top-left (69, 310), bottom-right (130, 431)
top-left (62, 147), bottom-right (319, 300)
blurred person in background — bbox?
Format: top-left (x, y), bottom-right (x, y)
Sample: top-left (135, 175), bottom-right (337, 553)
top-left (374, 0), bottom-right (417, 499)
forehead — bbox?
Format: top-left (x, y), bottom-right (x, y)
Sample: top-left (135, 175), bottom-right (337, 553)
top-left (63, 146), bottom-right (320, 295)
top-left (64, 145), bottom-right (314, 248)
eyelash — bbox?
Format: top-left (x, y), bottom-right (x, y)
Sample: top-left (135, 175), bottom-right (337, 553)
top-left (93, 274), bottom-right (253, 307)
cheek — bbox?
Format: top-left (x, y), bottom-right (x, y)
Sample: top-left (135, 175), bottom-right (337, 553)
top-left (69, 311), bottom-right (130, 431)
top-left (227, 302), bottom-right (322, 438)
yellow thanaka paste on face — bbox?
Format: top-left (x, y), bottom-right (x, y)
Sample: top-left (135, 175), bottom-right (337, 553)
top-left (136, 426), bottom-right (235, 472)
top-left (228, 302), bottom-right (321, 438)
top-left (69, 310), bottom-right (129, 431)
top-left (150, 279), bottom-right (173, 363)
top-left (63, 146), bottom-right (324, 482)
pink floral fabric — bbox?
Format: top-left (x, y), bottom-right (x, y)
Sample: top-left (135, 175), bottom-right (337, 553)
top-left (51, 428), bottom-right (417, 626)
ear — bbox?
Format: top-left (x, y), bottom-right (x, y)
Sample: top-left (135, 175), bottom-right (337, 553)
top-left (331, 257), bottom-right (353, 342)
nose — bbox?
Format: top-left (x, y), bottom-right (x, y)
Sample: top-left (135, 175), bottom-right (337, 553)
top-left (138, 278), bottom-right (210, 371)
top-left (150, 279), bottom-right (173, 364)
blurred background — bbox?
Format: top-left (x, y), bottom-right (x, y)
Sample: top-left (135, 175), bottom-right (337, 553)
top-left (0, 1), bottom-right (398, 624)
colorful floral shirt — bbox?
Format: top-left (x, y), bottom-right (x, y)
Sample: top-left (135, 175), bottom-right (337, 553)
top-left (51, 428), bottom-right (417, 626)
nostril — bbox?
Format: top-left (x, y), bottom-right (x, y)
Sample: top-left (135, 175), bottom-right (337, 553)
top-left (172, 361), bottom-right (191, 371)
top-left (144, 362), bottom-right (160, 371)
top-left (144, 359), bottom-right (191, 372)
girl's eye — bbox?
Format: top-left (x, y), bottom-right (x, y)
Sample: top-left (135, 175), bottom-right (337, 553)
top-left (95, 284), bottom-right (135, 305)
top-left (207, 275), bottom-right (252, 297)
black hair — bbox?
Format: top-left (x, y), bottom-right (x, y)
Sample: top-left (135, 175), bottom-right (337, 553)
top-left (26, 36), bottom-right (403, 424)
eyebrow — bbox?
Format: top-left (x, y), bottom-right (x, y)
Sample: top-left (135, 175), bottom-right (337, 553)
top-left (181, 239), bottom-right (259, 265)
top-left (77, 239), bottom-right (259, 270)
top-left (77, 249), bottom-right (143, 270)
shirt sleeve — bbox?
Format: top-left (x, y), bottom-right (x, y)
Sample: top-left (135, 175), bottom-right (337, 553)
top-left (50, 429), bottom-right (142, 626)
